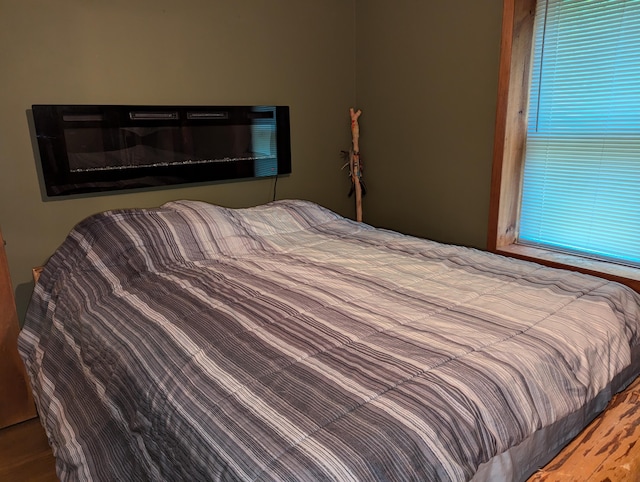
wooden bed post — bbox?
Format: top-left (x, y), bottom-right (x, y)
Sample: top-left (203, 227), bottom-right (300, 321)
top-left (0, 229), bottom-right (37, 428)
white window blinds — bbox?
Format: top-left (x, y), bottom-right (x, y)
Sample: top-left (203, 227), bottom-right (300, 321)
top-left (519, 0), bottom-right (640, 266)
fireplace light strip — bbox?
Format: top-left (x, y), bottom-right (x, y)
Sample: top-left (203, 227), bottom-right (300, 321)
top-left (129, 111), bottom-right (179, 120)
top-left (187, 112), bottom-right (229, 119)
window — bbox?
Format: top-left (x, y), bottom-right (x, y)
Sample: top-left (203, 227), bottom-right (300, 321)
top-left (489, 0), bottom-right (640, 292)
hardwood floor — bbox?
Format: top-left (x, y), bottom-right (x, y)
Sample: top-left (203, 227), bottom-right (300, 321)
top-left (530, 375), bottom-right (640, 481)
top-left (0, 418), bottom-right (57, 481)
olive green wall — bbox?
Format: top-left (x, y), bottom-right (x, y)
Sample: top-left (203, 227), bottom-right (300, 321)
top-left (0, 0), bottom-right (356, 319)
top-left (2, 1), bottom-right (506, 320)
top-left (355, 0), bottom-right (503, 248)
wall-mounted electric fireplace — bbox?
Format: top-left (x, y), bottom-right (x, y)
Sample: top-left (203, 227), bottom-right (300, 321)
top-left (32, 104), bottom-right (291, 197)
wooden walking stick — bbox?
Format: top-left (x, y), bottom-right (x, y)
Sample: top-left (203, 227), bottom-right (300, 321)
top-left (349, 108), bottom-right (363, 222)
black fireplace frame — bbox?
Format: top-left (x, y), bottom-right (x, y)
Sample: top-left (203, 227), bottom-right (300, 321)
top-left (31, 104), bottom-right (291, 197)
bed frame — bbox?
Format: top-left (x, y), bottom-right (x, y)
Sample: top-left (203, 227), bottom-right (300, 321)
top-left (0, 228), bottom-right (36, 430)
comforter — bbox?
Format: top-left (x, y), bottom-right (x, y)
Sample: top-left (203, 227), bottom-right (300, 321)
top-left (19, 199), bottom-right (640, 481)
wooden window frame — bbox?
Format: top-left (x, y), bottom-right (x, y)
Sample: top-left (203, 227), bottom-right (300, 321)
top-left (487, 0), bottom-right (640, 293)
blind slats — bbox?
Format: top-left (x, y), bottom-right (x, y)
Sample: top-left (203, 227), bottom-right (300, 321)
top-left (519, 0), bottom-right (640, 266)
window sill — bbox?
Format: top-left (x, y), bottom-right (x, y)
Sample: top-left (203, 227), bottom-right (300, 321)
top-left (494, 244), bottom-right (640, 293)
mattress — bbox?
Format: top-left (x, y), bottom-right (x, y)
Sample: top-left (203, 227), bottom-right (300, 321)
top-left (19, 199), bottom-right (640, 481)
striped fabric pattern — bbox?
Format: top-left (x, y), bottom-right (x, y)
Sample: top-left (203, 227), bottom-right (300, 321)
top-left (19, 199), bottom-right (640, 482)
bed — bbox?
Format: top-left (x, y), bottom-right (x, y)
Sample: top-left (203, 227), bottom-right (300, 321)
top-left (18, 199), bottom-right (640, 481)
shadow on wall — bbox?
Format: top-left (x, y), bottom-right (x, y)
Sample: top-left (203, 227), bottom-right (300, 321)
top-left (16, 281), bottom-right (36, 327)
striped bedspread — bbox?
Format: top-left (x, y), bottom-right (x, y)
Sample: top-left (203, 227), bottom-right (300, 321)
top-left (19, 199), bottom-right (640, 482)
